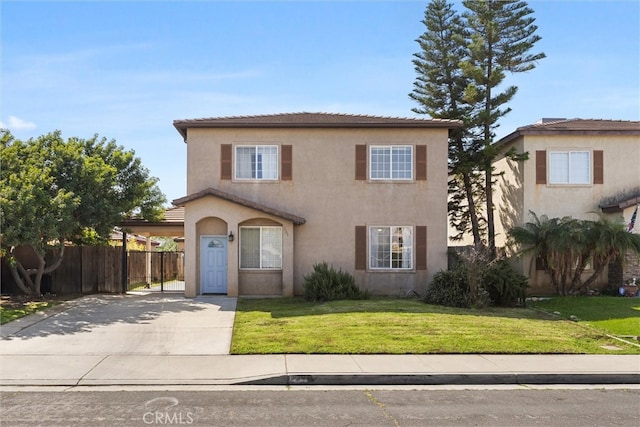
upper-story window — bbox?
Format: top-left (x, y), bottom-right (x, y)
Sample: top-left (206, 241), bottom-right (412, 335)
top-left (370, 145), bottom-right (413, 180)
top-left (548, 151), bottom-right (590, 184)
top-left (235, 145), bottom-right (278, 180)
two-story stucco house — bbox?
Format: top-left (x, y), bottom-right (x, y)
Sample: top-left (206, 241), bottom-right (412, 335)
top-left (171, 113), bottom-right (462, 297)
top-left (492, 118), bottom-right (640, 294)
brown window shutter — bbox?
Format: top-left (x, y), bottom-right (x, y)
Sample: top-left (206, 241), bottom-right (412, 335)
top-left (355, 226), bottom-right (366, 270)
top-left (415, 145), bottom-right (427, 180)
top-left (221, 144), bottom-right (232, 180)
top-left (535, 150), bottom-right (546, 184)
top-left (281, 145), bottom-right (292, 181)
top-left (593, 150), bottom-right (603, 184)
top-left (355, 145), bottom-right (367, 180)
top-left (415, 226), bottom-right (427, 270)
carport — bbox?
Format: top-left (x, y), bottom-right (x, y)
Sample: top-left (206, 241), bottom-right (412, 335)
top-left (120, 206), bottom-right (185, 292)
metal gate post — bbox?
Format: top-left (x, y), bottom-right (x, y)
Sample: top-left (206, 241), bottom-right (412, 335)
top-left (160, 251), bottom-right (164, 292)
top-left (121, 231), bottom-right (128, 293)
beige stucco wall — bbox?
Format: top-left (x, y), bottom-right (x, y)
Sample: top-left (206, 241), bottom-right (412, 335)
top-left (493, 134), bottom-right (640, 293)
top-left (184, 127), bottom-right (450, 296)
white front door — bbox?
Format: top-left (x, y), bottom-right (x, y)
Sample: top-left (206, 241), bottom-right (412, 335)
top-left (200, 236), bottom-right (228, 294)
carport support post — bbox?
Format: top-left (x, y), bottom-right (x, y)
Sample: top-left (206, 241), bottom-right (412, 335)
top-left (121, 231), bottom-right (128, 293)
top-left (160, 251), bottom-right (164, 292)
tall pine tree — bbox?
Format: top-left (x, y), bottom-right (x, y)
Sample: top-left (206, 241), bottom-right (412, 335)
top-left (410, 0), bottom-right (485, 247)
top-left (461, 0), bottom-right (545, 256)
top-left (411, 0), bottom-right (545, 254)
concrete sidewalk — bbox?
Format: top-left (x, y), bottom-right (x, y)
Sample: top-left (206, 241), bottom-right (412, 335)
top-left (1, 353), bottom-right (638, 386)
top-left (1, 294), bottom-right (638, 387)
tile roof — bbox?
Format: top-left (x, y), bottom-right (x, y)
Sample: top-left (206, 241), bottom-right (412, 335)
top-left (162, 206), bottom-right (184, 223)
top-left (173, 187), bottom-right (306, 225)
top-left (496, 119), bottom-right (640, 146)
top-left (121, 206), bottom-right (184, 225)
top-left (600, 189), bottom-right (640, 213)
top-left (173, 112), bottom-right (463, 140)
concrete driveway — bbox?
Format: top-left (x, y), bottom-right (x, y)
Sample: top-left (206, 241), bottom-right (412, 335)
top-left (1, 293), bottom-right (237, 355)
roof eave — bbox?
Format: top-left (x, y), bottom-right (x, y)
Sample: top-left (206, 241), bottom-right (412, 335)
top-left (600, 196), bottom-right (640, 213)
top-left (173, 115), bottom-right (463, 142)
top-left (173, 188), bottom-right (307, 225)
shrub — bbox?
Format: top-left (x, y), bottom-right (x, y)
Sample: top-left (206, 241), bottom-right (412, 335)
top-left (303, 262), bottom-right (369, 302)
top-left (482, 260), bottom-right (529, 306)
top-left (423, 265), bottom-right (470, 308)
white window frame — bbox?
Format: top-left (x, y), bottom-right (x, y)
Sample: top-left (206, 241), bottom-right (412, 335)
top-left (239, 226), bottom-right (282, 270)
top-left (235, 145), bottom-right (279, 181)
top-left (548, 150), bottom-right (591, 185)
top-left (369, 145), bottom-right (413, 181)
top-left (368, 226), bottom-right (413, 270)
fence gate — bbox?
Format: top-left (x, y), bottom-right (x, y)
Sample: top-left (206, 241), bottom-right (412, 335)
top-left (127, 251), bottom-right (185, 292)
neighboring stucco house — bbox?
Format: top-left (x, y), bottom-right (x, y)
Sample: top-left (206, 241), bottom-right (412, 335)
top-left (492, 118), bottom-right (640, 294)
top-left (172, 113), bottom-right (462, 297)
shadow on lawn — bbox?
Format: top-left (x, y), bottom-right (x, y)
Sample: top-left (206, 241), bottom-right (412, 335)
top-left (529, 296), bottom-right (640, 323)
top-left (236, 296), bottom-right (565, 321)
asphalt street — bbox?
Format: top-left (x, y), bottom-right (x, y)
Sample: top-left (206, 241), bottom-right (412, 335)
top-left (1, 388), bottom-right (639, 427)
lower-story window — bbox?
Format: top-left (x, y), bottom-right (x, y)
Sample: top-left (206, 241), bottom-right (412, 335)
top-left (369, 226), bottom-right (413, 269)
top-left (240, 226), bottom-right (282, 269)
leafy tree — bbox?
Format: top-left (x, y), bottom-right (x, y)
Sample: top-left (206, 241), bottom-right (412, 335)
top-left (410, 0), bottom-right (486, 247)
top-left (508, 212), bottom-right (640, 295)
top-left (0, 129), bottom-right (166, 295)
top-left (461, 0), bottom-right (545, 256)
top-left (155, 236), bottom-right (179, 252)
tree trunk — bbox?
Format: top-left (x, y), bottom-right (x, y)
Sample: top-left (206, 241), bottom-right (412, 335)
top-left (8, 261), bottom-right (32, 295)
top-left (7, 244), bottom-right (66, 296)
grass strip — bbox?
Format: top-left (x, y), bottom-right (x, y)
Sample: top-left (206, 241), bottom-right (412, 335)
top-left (0, 301), bottom-right (62, 324)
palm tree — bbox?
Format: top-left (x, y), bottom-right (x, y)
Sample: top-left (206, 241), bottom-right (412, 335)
top-left (508, 212), bottom-right (579, 295)
top-left (579, 216), bottom-right (640, 292)
top-left (509, 212), bottom-right (640, 295)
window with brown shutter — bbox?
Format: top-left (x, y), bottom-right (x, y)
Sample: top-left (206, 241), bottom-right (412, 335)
top-left (355, 145), bottom-right (367, 180)
top-left (281, 145), bottom-right (292, 181)
top-left (415, 145), bottom-right (427, 181)
top-left (593, 150), bottom-right (603, 184)
top-left (355, 226), bottom-right (366, 270)
top-left (535, 150), bottom-right (546, 184)
top-left (415, 226), bottom-right (427, 270)
top-left (221, 144), bottom-right (232, 180)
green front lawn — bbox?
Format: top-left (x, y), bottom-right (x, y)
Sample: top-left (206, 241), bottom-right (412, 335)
top-left (530, 296), bottom-right (640, 337)
top-left (231, 297), bottom-right (640, 355)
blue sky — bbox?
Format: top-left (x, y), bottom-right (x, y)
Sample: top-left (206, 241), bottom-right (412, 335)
top-left (2, 1), bottom-right (639, 204)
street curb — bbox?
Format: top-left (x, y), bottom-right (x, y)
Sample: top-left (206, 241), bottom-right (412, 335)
top-left (237, 373), bottom-right (640, 386)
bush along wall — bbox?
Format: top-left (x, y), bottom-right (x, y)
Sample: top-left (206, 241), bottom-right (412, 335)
top-left (303, 262), bottom-right (370, 302)
top-left (424, 257), bottom-right (528, 308)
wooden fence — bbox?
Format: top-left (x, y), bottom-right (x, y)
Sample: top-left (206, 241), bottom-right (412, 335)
top-left (48, 246), bottom-right (123, 294)
top-left (1, 246), bottom-right (184, 295)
